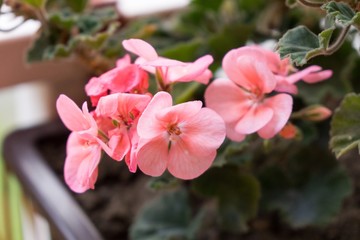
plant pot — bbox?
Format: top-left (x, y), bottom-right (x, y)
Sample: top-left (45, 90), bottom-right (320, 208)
top-left (2, 120), bottom-right (155, 240)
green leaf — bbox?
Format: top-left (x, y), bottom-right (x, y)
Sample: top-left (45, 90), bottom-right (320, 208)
top-left (48, 11), bottom-right (76, 31)
top-left (75, 22), bottom-right (119, 49)
top-left (330, 93), bottom-right (360, 158)
top-left (27, 32), bottom-right (50, 62)
top-left (278, 26), bottom-right (321, 66)
top-left (77, 7), bottom-right (118, 34)
top-left (130, 189), bottom-right (195, 240)
top-left (65, 0), bottom-right (88, 13)
top-left (208, 23), bottom-right (252, 63)
top-left (260, 165), bottom-right (351, 228)
top-left (161, 39), bottom-right (203, 62)
top-left (45, 43), bottom-right (73, 59)
top-left (322, 1), bottom-right (360, 26)
top-left (192, 167), bottom-right (260, 232)
top-left (23, 0), bottom-right (46, 8)
top-left (147, 172), bottom-right (180, 191)
top-left (318, 27), bottom-right (335, 49)
top-left (278, 25), bottom-right (336, 66)
top-left (191, 0), bottom-right (223, 11)
top-left (259, 144), bottom-right (352, 228)
top-left (213, 140), bottom-right (252, 167)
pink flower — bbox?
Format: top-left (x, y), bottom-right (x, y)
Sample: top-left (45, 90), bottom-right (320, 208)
top-left (122, 39), bottom-right (213, 87)
top-left (274, 65), bottom-right (333, 94)
top-left (95, 92), bottom-right (151, 172)
top-left (136, 91), bottom-right (225, 179)
top-left (243, 46), bottom-right (332, 94)
top-left (56, 94), bottom-right (102, 193)
top-left (85, 54), bottom-right (149, 106)
top-left (64, 132), bottom-right (101, 193)
top-left (205, 47), bottom-right (293, 141)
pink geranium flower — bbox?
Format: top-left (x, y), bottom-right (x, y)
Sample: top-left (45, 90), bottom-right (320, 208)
top-left (205, 47), bottom-right (293, 141)
top-left (95, 92), bottom-right (151, 172)
top-left (85, 54), bottom-right (149, 106)
top-left (122, 39), bottom-right (213, 88)
top-left (56, 94), bottom-right (102, 193)
top-left (136, 91), bottom-right (226, 179)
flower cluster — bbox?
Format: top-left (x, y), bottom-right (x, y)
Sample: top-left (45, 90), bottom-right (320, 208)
top-left (57, 39), bottom-right (332, 193)
top-left (57, 39), bottom-right (225, 193)
top-left (205, 46), bottom-right (332, 141)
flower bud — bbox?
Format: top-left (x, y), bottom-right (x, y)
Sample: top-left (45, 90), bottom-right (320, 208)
top-left (293, 105), bottom-right (332, 122)
top-left (279, 122), bottom-right (297, 139)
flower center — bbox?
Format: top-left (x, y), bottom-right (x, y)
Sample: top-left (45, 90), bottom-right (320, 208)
top-left (167, 123), bottom-right (182, 136)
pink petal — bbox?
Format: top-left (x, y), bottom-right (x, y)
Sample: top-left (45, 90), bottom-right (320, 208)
top-left (257, 94), bottom-right (293, 139)
top-left (115, 93), bottom-right (151, 119)
top-left (165, 55), bottom-right (214, 84)
top-left (85, 77), bottom-right (107, 97)
top-left (225, 121), bottom-right (246, 142)
top-left (96, 93), bottom-right (151, 120)
top-left (286, 65), bottom-right (322, 84)
top-left (223, 47), bottom-right (276, 93)
top-left (64, 133), bottom-right (101, 193)
top-left (142, 58), bottom-right (186, 67)
top-left (180, 107), bottom-right (225, 154)
top-left (137, 91), bottom-right (172, 139)
top-left (125, 129), bottom-right (140, 172)
top-left (136, 136), bottom-right (169, 177)
top-left (241, 58), bottom-right (277, 93)
top-left (167, 137), bottom-right (216, 179)
top-left (274, 76), bottom-right (298, 94)
top-left (109, 65), bottom-right (149, 93)
top-left (156, 100), bottom-right (203, 125)
top-left (105, 127), bottom-right (131, 161)
top-left (122, 39), bottom-right (158, 61)
top-left (56, 94), bottom-right (90, 132)
top-left (302, 69), bottom-right (332, 83)
top-left (205, 78), bottom-right (252, 123)
top-left (194, 69), bottom-right (213, 84)
top-left (96, 93), bottom-right (119, 117)
top-left (115, 54), bottom-right (131, 69)
top-left (235, 103), bottom-right (274, 134)
top-left (222, 49), bottom-right (254, 90)
top-left (135, 57), bottom-right (156, 74)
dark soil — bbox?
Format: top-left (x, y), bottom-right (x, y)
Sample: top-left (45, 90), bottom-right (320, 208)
top-left (36, 131), bottom-right (360, 240)
top-left (36, 132), bottom-right (156, 240)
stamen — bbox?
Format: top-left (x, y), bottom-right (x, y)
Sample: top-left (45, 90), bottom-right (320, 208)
top-left (167, 124), bottom-right (181, 136)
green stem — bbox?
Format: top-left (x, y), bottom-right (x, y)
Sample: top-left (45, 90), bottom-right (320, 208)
top-left (155, 68), bottom-right (170, 92)
top-left (297, 0), bottom-right (324, 8)
top-left (98, 130), bottom-right (109, 142)
top-left (308, 25), bottom-right (351, 60)
top-left (325, 24), bottom-right (351, 55)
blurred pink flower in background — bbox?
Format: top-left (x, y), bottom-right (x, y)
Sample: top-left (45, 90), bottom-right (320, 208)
top-left (122, 39), bottom-right (213, 87)
top-left (205, 46), bottom-right (293, 141)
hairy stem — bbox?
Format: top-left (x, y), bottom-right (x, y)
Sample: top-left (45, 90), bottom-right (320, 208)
top-left (325, 24), bottom-right (351, 55)
top-left (297, 0), bottom-right (324, 8)
top-left (308, 25), bottom-right (351, 60)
